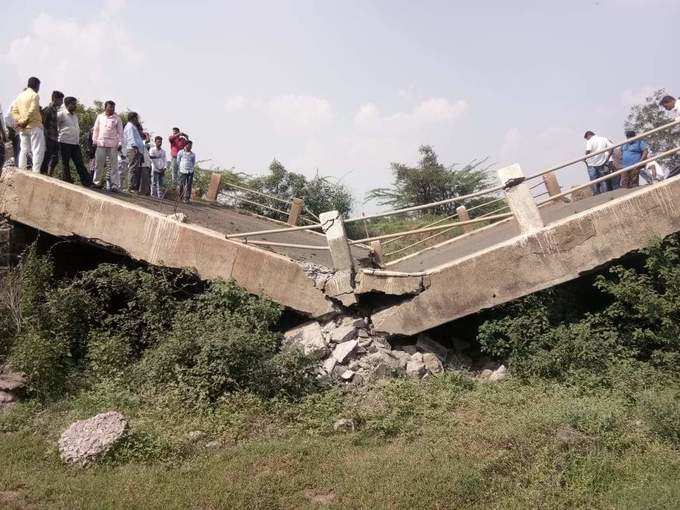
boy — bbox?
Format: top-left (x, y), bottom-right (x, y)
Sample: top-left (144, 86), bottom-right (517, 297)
top-left (149, 135), bottom-right (167, 199)
top-left (176, 140), bottom-right (196, 203)
top-left (168, 127), bottom-right (188, 184)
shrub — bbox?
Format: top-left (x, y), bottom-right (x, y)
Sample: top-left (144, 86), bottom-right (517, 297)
top-left (85, 331), bottom-right (133, 379)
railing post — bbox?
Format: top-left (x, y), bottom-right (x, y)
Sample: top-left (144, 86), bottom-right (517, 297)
top-left (456, 205), bottom-right (474, 233)
top-left (206, 173), bottom-right (222, 202)
top-left (287, 198), bottom-right (304, 226)
top-left (498, 164), bottom-right (544, 234)
top-left (542, 171), bottom-right (569, 203)
top-left (370, 240), bottom-right (384, 266)
top-left (320, 210), bottom-right (357, 306)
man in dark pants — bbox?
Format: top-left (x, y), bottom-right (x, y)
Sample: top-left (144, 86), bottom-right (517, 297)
top-left (40, 90), bottom-right (64, 175)
top-left (57, 96), bottom-right (91, 186)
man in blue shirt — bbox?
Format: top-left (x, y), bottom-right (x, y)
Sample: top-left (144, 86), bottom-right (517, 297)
top-left (619, 130), bottom-right (648, 188)
top-left (176, 140), bottom-right (196, 203)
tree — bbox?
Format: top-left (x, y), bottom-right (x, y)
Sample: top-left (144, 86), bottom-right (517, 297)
top-left (366, 145), bottom-right (493, 215)
top-left (626, 88), bottom-right (680, 171)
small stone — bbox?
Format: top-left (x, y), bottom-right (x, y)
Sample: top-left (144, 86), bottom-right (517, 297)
top-left (332, 364), bottom-right (348, 379)
top-left (340, 370), bottom-right (355, 380)
top-left (416, 334), bottom-right (449, 362)
top-left (357, 330), bottom-right (370, 338)
top-left (185, 430), bottom-right (206, 442)
top-left (479, 369), bottom-right (493, 379)
top-left (167, 212), bottom-right (188, 223)
top-left (391, 350), bottom-right (412, 368)
top-left (337, 316), bottom-right (365, 329)
top-left (332, 339), bottom-right (358, 363)
top-left (283, 321), bottom-right (329, 360)
top-left (422, 353), bottom-right (444, 374)
top-left (0, 370), bottom-right (27, 392)
top-left (58, 411), bottom-right (127, 466)
top-left (205, 440), bottom-right (222, 449)
top-left (411, 352), bottom-right (423, 363)
top-left (488, 365), bottom-right (508, 382)
top-left (322, 357), bottom-right (337, 374)
top-left (333, 418), bottom-right (356, 432)
top-left (406, 359), bottom-right (426, 379)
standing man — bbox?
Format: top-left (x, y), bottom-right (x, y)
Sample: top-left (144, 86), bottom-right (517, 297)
top-left (584, 130), bottom-right (615, 194)
top-left (92, 100), bottom-right (124, 189)
top-left (168, 127), bottom-right (188, 184)
top-left (57, 96), bottom-right (92, 186)
top-left (149, 135), bottom-right (167, 199)
top-left (10, 77), bottom-right (45, 172)
top-left (176, 140), bottom-right (196, 203)
top-left (123, 112), bottom-right (145, 193)
top-left (618, 130), bottom-right (648, 189)
top-left (4, 101), bottom-right (20, 165)
top-left (40, 90), bottom-right (64, 175)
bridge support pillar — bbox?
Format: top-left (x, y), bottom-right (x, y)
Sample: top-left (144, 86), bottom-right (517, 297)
top-left (498, 164), bottom-right (544, 234)
top-left (456, 205), bottom-right (474, 233)
top-left (287, 198), bottom-right (304, 226)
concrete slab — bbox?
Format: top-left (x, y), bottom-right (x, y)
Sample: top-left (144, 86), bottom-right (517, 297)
top-left (0, 169), bottom-right (335, 317)
top-left (371, 179), bottom-right (680, 335)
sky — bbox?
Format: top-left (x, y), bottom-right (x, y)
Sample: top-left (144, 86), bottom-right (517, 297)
top-left (1, 0), bottom-right (678, 213)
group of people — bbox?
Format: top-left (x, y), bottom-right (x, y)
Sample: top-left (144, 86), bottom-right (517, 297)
top-left (584, 94), bottom-right (680, 195)
top-left (0, 76), bottom-right (197, 202)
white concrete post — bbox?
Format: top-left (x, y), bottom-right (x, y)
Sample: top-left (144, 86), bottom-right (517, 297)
top-left (497, 164), bottom-right (544, 234)
top-left (287, 198), bottom-right (303, 226)
top-left (319, 210), bottom-right (354, 272)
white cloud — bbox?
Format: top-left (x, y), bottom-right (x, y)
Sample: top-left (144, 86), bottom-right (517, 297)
top-left (103, 0), bottom-right (127, 17)
top-left (1, 9), bottom-right (143, 105)
top-left (353, 97), bottom-right (468, 134)
top-left (223, 94), bottom-right (333, 133)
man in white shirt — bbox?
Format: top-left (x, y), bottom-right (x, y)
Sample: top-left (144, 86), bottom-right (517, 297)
top-left (149, 136), bottom-right (167, 199)
top-left (584, 130), bottom-right (615, 194)
top-left (57, 96), bottom-right (92, 186)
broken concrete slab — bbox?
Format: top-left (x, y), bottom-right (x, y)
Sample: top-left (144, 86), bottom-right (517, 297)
top-left (324, 270), bottom-right (358, 307)
top-left (406, 358), bottom-right (426, 379)
top-left (354, 271), bottom-right (429, 296)
top-left (416, 335), bottom-right (449, 362)
top-left (332, 340), bottom-right (358, 363)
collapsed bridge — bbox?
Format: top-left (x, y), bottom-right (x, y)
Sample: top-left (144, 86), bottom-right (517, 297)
top-left (1, 120), bottom-right (679, 336)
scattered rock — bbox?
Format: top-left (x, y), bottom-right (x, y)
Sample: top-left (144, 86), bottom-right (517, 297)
top-left (422, 353), bottom-right (444, 374)
top-left (58, 411), bottom-right (127, 466)
top-left (406, 358), bottom-right (427, 379)
top-left (488, 365), bottom-right (508, 382)
top-left (479, 369), bottom-right (494, 379)
top-left (332, 339), bottom-right (358, 363)
top-left (0, 369), bottom-right (27, 392)
top-left (322, 357), bottom-right (337, 374)
top-left (333, 418), bottom-right (356, 432)
top-left (0, 390), bottom-right (15, 404)
top-left (205, 440), bottom-right (222, 449)
top-left (283, 321), bottom-right (329, 360)
top-left (340, 369), bottom-right (355, 380)
top-left (300, 262), bottom-right (334, 290)
top-left (416, 334), bottom-right (449, 361)
top-left (185, 430), bottom-right (206, 442)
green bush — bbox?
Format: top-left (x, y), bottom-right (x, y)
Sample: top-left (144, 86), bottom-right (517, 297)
top-left (478, 234), bottom-right (680, 385)
top-left (85, 331), bottom-right (133, 379)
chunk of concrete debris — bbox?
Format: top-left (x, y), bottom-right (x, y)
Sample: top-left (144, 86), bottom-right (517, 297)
top-left (167, 212), bottom-right (188, 223)
top-left (340, 369), bottom-right (355, 381)
top-left (324, 270), bottom-right (358, 307)
top-left (422, 353), bottom-right (443, 374)
top-left (300, 262), bottom-right (334, 290)
top-left (185, 430), bottom-right (206, 442)
top-left (283, 321), bottom-right (329, 360)
top-left (332, 339), bottom-right (358, 363)
top-left (322, 357), bottom-right (337, 375)
top-left (406, 358), bottom-right (427, 379)
top-left (58, 411), bottom-right (127, 466)
top-left (416, 334), bottom-right (449, 362)
top-left (488, 365), bottom-right (508, 382)
top-left (329, 324), bottom-right (358, 343)
top-left (333, 418), bottom-right (356, 433)
top-left (0, 391), bottom-right (15, 404)
top-left (0, 369), bottom-right (27, 392)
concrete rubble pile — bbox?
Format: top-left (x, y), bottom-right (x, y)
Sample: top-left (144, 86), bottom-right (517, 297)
top-left (283, 317), bottom-right (452, 384)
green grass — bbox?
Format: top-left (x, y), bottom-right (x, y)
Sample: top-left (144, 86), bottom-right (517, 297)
top-left (2, 375), bottom-right (680, 509)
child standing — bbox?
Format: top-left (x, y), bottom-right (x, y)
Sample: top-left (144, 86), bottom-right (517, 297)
top-left (149, 136), bottom-right (167, 199)
top-left (176, 140), bottom-right (195, 203)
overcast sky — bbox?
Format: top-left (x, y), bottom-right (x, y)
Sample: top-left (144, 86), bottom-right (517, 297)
top-left (1, 0), bottom-right (678, 213)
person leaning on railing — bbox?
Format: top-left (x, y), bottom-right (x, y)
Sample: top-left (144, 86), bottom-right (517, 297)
top-left (617, 130), bottom-right (649, 189)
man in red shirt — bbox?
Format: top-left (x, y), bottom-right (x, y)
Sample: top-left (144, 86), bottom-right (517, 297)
top-left (168, 127), bottom-right (188, 184)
